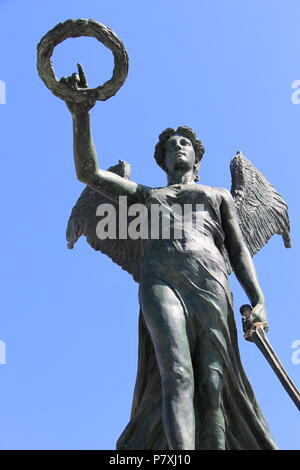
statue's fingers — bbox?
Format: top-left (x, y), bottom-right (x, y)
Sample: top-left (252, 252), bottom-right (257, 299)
top-left (244, 328), bottom-right (255, 342)
top-left (77, 63), bottom-right (88, 88)
top-left (71, 73), bottom-right (80, 88)
top-left (61, 76), bottom-right (72, 87)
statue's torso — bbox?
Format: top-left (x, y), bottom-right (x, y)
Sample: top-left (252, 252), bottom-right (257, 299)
top-left (142, 183), bottom-right (226, 256)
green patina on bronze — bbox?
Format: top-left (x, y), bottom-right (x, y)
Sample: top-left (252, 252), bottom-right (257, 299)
top-left (38, 19), bottom-right (292, 450)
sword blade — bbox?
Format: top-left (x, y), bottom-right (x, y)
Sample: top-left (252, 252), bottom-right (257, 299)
top-left (253, 325), bottom-right (300, 412)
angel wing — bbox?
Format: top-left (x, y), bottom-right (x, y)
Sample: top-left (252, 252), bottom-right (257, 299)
top-left (66, 160), bottom-right (145, 282)
top-left (66, 151), bottom-right (291, 283)
top-left (230, 151), bottom-right (291, 256)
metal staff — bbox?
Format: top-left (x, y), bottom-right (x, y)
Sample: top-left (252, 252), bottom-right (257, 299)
top-left (240, 304), bottom-right (300, 412)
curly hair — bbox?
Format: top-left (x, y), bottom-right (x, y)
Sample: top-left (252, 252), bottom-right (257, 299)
top-left (154, 126), bottom-right (205, 182)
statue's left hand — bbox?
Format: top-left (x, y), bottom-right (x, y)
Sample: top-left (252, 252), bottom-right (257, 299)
top-left (240, 302), bottom-right (269, 341)
top-left (60, 63), bottom-right (96, 115)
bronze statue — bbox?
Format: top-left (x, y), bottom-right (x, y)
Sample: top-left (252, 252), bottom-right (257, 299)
top-left (38, 19), bottom-right (294, 450)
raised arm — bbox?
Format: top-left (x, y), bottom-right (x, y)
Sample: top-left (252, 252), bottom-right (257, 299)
top-left (219, 188), bottom-right (268, 332)
top-left (62, 65), bottom-right (144, 203)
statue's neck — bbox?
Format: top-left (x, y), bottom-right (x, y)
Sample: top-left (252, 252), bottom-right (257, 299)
top-left (167, 170), bottom-right (194, 185)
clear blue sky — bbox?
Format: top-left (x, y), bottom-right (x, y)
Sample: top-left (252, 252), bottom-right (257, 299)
top-left (0, 0), bottom-right (299, 450)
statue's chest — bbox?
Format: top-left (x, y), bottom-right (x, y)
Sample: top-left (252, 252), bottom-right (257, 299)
top-left (148, 186), bottom-right (215, 209)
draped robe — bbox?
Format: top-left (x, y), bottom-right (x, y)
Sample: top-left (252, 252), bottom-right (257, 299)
top-left (116, 183), bottom-right (277, 450)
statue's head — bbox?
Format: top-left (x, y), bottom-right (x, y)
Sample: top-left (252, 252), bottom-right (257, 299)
top-left (154, 127), bottom-right (205, 182)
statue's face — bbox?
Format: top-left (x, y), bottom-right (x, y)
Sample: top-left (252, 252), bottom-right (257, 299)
top-left (165, 134), bottom-right (196, 175)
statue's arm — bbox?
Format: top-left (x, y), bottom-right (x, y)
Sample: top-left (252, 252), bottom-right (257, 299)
top-left (61, 66), bottom-right (145, 202)
top-left (71, 109), bottom-right (142, 202)
top-left (219, 188), bottom-right (268, 327)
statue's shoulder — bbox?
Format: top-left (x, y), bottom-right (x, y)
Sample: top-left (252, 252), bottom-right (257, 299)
top-left (135, 183), bottom-right (156, 202)
top-left (203, 185), bottom-right (232, 198)
top-left (194, 185), bottom-right (233, 208)
top-left (194, 183), bottom-right (227, 197)
top-left (213, 187), bottom-right (234, 204)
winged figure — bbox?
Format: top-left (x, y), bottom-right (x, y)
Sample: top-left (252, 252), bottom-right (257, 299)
top-left (66, 145), bottom-right (290, 450)
top-left (67, 151), bottom-right (290, 278)
top-left (62, 65), bottom-right (291, 451)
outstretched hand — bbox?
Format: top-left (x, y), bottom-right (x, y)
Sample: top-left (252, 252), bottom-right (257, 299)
top-left (60, 63), bottom-right (96, 115)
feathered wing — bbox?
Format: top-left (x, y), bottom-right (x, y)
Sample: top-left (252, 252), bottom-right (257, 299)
top-left (230, 151), bottom-right (291, 256)
top-left (66, 152), bottom-right (291, 282)
top-left (66, 160), bottom-right (145, 283)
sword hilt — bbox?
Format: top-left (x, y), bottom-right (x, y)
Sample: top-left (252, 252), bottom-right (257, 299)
top-left (240, 304), bottom-right (252, 319)
top-left (240, 307), bottom-right (300, 412)
top-left (240, 304), bottom-right (258, 341)
top-left (240, 304), bottom-right (267, 341)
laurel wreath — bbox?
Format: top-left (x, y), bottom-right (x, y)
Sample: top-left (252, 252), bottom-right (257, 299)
top-left (37, 19), bottom-right (129, 103)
